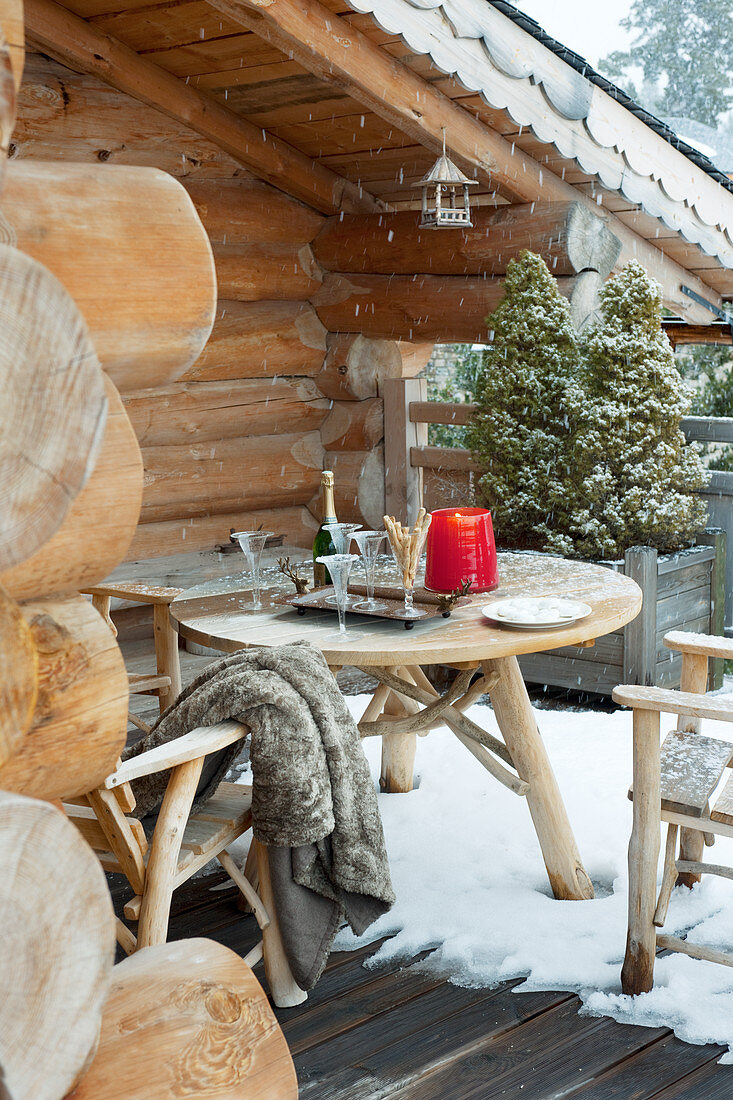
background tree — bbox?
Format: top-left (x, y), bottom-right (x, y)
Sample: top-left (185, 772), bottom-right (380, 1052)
top-left (600, 0), bottom-right (733, 125)
top-left (568, 262), bottom-right (708, 559)
top-left (425, 345), bottom-right (479, 448)
top-left (466, 251), bottom-right (583, 554)
top-left (677, 343), bottom-right (733, 470)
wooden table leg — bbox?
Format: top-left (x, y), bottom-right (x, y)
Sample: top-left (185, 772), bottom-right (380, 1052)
top-left (379, 667), bottom-right (419, 793)
top-left (622, 708), bottom-right (661, 995)
top-left (484, 656), bottom-right (594, 901)
top-left (154, 603), bottom-right (182, 713)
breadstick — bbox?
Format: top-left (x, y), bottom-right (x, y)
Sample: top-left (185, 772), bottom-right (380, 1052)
top-left (410, 511), bottom-right (432, 581)
top-left (383, 515), bottom-right (398, 550)
top-left (408, 515), bottom-right (422, 578)
top-left (398, 530), bottom-right (409, 587)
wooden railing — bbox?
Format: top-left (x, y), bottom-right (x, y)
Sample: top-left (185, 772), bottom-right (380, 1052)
top-left (383, 379), bottom-right (733, 632)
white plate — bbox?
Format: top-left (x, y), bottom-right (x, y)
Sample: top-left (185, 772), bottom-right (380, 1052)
top-left (481, 596), bottom-right (592, 630)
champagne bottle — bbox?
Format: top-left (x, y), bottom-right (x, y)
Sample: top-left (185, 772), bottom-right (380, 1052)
top-left (313, 470), bottom-right (338, 586)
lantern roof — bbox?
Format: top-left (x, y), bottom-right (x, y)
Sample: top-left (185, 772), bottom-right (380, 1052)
top-left (419, 154), bottom-right (479, 187)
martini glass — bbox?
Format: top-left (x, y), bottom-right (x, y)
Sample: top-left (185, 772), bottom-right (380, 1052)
top-left (323, 522), bottom-right (362, 604)
top-left (232, 530), bottom-right (273, 611)
top-left (352, 530), bottom-right (387, 611)
top-left (316, 553), bottom-right (358, 636)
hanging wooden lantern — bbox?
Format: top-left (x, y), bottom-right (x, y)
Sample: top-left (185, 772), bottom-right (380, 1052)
top-left (419, 133), bottom-right (479, 229)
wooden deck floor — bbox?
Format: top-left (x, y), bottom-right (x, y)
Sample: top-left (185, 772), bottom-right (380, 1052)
top-left (109, 866), bottom-right (733, 1099)
top-left (115, 622), bottom-right (733, 1098)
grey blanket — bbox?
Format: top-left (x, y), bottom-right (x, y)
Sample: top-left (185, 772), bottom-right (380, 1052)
top-left (123, 643), bottom-right (395, 990)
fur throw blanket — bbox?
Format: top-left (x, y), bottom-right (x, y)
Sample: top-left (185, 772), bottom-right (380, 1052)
top-left (123, 643), bottom-right (395, 989)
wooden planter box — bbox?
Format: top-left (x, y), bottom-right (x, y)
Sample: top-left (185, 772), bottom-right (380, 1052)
top-left (518, 529), bottom-right (727, 696)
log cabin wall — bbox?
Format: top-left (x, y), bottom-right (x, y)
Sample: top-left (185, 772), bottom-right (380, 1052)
top-left (10, 51), bottom-right (401, 556)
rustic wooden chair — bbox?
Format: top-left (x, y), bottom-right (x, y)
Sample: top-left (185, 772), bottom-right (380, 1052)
top-left (81, 582), bottom-right (183, 731)
top-left (63, 718), bottom-right (307, 1008)
top-left (613, 630), bottom-right (733, 996)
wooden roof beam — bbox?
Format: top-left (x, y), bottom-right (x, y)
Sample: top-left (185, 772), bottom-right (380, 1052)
top-left (207, 0), bottom-right (724, 323)
top-left (312, 271), bottom-right (601, 340)
top-left (23, 0), bottom-right (378, 215)
top-left (312, 202), bottom-right (622, 278)
top-left (663, 320), bottom-right (732, 348)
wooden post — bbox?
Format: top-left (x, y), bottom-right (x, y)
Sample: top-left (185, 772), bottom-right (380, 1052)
top-left (384, 377), bottom-right (427, 524)
top-left (153, 603), bottom-right (182, 713)
top-left (483, 655), bottom-right (594, 901)
top-left (623, 546), bottom-right (658, 686)
top-left (696, 527), bottom-right (726, 691)
top-left (622, 707), bottom-right (661, 995)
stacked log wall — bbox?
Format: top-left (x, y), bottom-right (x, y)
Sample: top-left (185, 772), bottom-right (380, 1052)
top-left (10, 52), bottom-right (404, 550)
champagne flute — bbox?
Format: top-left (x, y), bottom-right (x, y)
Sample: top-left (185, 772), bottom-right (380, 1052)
top-left (352, 530), bottom-right (387, 611)
top-left (232, 530), bottom-right (273, 611)
top-left (323, 522), bottom-right (362, 604)
top-left (317, 553), bottom-right (358, 635)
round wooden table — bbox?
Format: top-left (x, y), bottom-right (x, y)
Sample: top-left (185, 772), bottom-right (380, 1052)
top-left (170, 553), bottom-right (641, 902)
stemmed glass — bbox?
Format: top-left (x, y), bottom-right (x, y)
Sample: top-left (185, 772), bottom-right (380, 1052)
top-left (353, 530), bottom-right (387, 611)
top-left (387, 517), bottom-right (432, 619)
top-left (232, 530), bottom-right (273, 611)
top-left (316, 554), bottom-right (358, 635)
top-left (323, 522), bottom-right (362, 605)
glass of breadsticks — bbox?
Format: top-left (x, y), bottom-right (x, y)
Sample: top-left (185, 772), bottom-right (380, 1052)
top-left (383, 508), bottom-right (432, 619)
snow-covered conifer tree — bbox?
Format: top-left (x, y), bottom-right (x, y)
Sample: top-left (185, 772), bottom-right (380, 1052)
top-left (467, 250), bottom-right (582, 554)
top-left (569, 261), bottom-right (707, 559)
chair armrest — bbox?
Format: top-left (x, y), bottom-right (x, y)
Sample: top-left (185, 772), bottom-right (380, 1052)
top-left (612, 685), bottom-right (733, 723)
top-left (81, 583), bottom-right (183, 606)
top-left (664, 630), bottom-right (733, 660)
top-left (103, 721), bottom-right (248, 788)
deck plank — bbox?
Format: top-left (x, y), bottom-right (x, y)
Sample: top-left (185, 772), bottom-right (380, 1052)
top-left (564, 1032), bottom-right (723, 1097)
top-left (383, 999), bottom-right (667, 1099)
top-left (296, 984), bottom-right (572, 1097)
top-left (651, 1057), bottom-right (733, 1098)
top-left (282, 960), bottom-right (447, 1055)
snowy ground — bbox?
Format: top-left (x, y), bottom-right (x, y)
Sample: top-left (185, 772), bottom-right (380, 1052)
top-left (330, 695), bottom-right (733, 1062)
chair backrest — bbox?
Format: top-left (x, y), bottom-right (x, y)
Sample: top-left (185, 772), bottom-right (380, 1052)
top-left (63, 762), bottom-right (148, 897)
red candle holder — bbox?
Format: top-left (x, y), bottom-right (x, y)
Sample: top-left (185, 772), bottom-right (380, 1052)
top-left (424, 507), bottom-right (498, 594)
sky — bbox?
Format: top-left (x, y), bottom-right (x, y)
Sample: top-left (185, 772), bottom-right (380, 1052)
top-left (514, 0), bottom-right (633, 67)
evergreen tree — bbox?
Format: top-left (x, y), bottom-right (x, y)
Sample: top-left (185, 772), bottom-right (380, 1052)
top-left (568, 262), bottom-right (708, 559)
top-left (600, 0), bottom-right (733, 125)
top-left (466, 251), bottom-right (582, 555)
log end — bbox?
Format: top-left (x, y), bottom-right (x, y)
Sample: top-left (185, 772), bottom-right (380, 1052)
top-left (0, 244), bottom-right (108, 573)
top-left (0, 791), bottom-right (115, 1100)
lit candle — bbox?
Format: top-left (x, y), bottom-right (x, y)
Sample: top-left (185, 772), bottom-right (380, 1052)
top-left (424, 507), bottom-right (498, 594)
